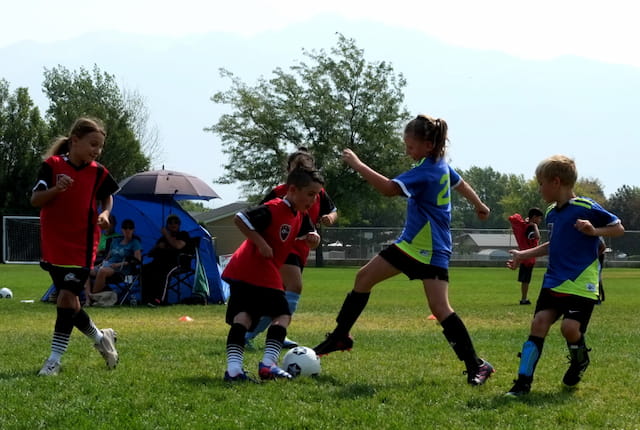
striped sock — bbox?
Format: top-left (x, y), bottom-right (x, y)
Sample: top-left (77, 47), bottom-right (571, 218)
top-left (72, 309), bottom-right (103, 343)
top-left (226, 323), bottom-right (246, 376)
top-left (262, 325), bottom-right (286, 367)
top-left (48, 307), bottom-right (75, 362)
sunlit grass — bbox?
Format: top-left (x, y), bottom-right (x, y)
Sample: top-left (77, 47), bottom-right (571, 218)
top-left (1, 264), bottom-right (639, 429)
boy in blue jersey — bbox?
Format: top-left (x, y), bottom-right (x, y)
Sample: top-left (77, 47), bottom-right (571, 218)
top-left (314, 114), bottom-right (495, 386)
top-left (505, 155), bottom-right (624, 396)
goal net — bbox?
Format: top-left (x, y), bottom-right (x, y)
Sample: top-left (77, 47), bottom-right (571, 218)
top-left (3, 216), bottom-right (41, 264)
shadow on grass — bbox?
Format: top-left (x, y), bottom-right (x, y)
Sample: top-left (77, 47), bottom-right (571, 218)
top-left (468, 387), bottom-right (576, 410)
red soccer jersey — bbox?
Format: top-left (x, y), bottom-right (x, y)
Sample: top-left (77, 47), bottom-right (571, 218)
top-left (35, 155), bottom-right (119, 268)
top-left (264, 184), bottom-right (335, 264)
top-left (222, 198), bottom-right (308, 290)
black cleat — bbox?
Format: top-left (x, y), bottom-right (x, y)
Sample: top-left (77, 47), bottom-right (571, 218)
top-left (313, 332), bottom-right (354, 356)
top-left (466, 360), bottom-right (495, 386)
top-left (505, 375), bottom-right (532, 397)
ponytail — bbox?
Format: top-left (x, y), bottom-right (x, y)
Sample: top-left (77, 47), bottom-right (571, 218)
top-left (404, 115), bottom-right (448, 160)
top-left (43, 117), bottom-right (106, 160)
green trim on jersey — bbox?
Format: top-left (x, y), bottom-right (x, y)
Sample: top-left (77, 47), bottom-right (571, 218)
top-left (396, 220), bottom-right (433, 264)
top-left (550, 258), bottom-right (600, 300)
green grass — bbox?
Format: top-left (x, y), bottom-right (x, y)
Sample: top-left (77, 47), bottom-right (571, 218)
top-left (1, 264), bottom-right (639, 429)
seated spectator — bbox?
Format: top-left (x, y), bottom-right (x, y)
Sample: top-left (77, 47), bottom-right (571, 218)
top-left (96, 214), bottom-right (119, 264)
top-left (83, 213), bottom-right (118, 305)
top-left (141, 214), bottom-right (190, 305)
top-left (88, 219), bottom-right (143, 300)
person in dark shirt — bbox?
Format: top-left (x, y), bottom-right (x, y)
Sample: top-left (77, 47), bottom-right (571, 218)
top-left (141, 214), bottom-right (190, 305)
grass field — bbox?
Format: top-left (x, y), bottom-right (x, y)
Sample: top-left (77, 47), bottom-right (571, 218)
top-left (1, 264), bottom-right (639, 430)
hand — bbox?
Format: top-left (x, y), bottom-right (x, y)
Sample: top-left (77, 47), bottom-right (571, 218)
top-left (342, 149), bottom-right (362, 169)
top-left (55, 174), bottom-right (73, 192)
top-left (320, 214), bottom-right (334, 226)
top-left (507, 249), bottom-right (521, 270)
top-left (97, 212), bottom-right (110, 229)
top-left (575, 219), bottom-right (596, 236)
top-left (475, 204), bottom-right (490, 221)
top-left (304, 231), bottom-right (321, 249)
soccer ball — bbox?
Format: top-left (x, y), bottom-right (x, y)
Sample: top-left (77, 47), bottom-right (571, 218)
top-left (282, 346), bottom-right (321, 377)
top-left (0, 287), bottom-right (13, 299)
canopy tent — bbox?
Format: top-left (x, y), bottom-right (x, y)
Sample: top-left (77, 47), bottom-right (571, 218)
top-left (110, 195), bottom-right (228, 304)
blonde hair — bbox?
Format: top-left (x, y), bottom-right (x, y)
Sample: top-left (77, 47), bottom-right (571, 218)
top-left (535, 155), bottom-right (577, 187)
top-left (44, 117), bottom-right (106, 159)
top-left (404, 115), bottom-right (448, 160)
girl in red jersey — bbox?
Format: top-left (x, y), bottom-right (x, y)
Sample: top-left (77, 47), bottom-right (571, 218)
top-left (31, 117), bottom-right (120, 376)
top-left (222, 167), bottom-right (324, 381)
top-left (245, 148), bottom-right (338, 348)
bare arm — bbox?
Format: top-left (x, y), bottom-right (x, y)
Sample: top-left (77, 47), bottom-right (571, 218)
top-left (575, 220), bottom-right (625, 238)
top-left (342, 149), bottom-right (402, 197)
top-left (31, 174), bottom-right (74, 208)
top-left (320, 210), bottom-right (338, 226)
top-left (97, 196), bottom-right (113, 230)
top-left (453, 179), bottom-right (490, 220)
top-left (507, 242), bottom-right (549, 269)
top-left (234, 214), bottom-right (273, 258)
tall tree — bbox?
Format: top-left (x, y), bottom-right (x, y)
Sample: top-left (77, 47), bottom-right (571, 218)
top-left (208, 34), bottom-right (411, 226)
top-left (42, 65), bottom-right (151, 181)
top-left (0, 79), bottom-right (49, 215)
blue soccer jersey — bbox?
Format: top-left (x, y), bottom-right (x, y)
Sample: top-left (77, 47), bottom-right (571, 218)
top-left (391, 157), bottom-right (461, 269)
top-left (543, 197), bottom-right (620, 299)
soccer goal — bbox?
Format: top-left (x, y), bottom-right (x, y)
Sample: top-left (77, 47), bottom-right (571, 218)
top-left (2, 216), bottom-right (40, 264)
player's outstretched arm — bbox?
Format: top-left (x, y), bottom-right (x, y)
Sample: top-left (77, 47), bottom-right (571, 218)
top-left (342, 148), bottom-right (401, 197)
top-left (454, 179), bottom-right (490, 220)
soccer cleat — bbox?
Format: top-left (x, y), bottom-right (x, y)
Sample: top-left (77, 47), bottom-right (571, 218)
top-left (562, 354), bottom-right (590, 387)
top-left (258, 362), bottom-right (292, 380)
top-left (38, 358), bottom-right (61, 376)
top-left (519, 299), bottom-right (532, 305)
top-left (94, 328), bottom-right (119, 369)
top-left (224, 370), bottom-right (258, 383)
top-left (505, 376), bottom-right (532, 397)
top-left (467, 360), bottom-right (495, 386)
top-left (313, 332), bottom-right (354, 356)
top-left (282, 337), bottom-right (298, 349)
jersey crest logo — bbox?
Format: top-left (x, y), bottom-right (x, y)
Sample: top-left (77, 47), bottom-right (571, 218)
top-left (280, 224), bottom-right (292, 241)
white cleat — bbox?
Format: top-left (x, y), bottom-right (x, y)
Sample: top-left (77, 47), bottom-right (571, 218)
top-left (38, 358), bottom-right (61, 376)
top-left (94, 328), bottom-right (119, 369)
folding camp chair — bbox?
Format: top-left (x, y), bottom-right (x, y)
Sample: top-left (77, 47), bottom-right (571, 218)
top-left (107, 256), bottom-right (142, 305)
top-left (161, 237), bottom-right (206, 304)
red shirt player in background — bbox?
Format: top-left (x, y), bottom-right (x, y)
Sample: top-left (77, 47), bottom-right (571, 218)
top-left (245, 148), bottom-right (338, 348)
top-left (509, 208), bottom-right (544, 305)
top-left (221, 167), bottom-right (324, 382)
top-left (32, 117), bottom-right (120, 376)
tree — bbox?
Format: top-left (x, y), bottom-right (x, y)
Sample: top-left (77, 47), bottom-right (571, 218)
top-left (208, 34), bottom-right (411, 226)
top-left (42, 65), bottom-right (151, 181)
top-left (452, 166), bottom-right (517, 228)
top-left (607, 185), bottom-right (640, 230)
top-left (0, 79), bottom-right (49, 216)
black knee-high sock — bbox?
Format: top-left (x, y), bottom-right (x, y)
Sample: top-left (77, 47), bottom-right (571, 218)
top-left (50, 307), bottom-right (75, 361)
top-left (72, 308), bottom-right (101, 342)
top-left (226, 323), bottom-right (247, 375)
top-left (263, 324), bottom-right (287, 366)
top-left (567, 335), bottom-right (590, 364)
top-left (441, 312), bottom-right (482, 370)
top-left (334, 291), bottom-right (370, 336)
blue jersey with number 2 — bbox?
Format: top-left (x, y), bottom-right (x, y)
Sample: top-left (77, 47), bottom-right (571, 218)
top-left (391, 157), bottom-right (461, 269)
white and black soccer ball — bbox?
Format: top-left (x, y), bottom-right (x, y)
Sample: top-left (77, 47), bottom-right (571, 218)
top-left (0, 287), bottom-right (13, 299)
top-left (282, 346), bottom-right (321, 377)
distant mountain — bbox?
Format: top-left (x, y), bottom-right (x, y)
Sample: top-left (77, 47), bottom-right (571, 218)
top-left (2, 15), bottom-right (639, 201)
